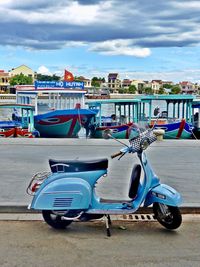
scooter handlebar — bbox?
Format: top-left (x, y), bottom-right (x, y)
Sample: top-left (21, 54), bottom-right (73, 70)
top-left (111, 151), bottom-right (124, 159)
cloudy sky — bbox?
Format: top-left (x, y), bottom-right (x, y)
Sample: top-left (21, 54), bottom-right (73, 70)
top-left (1, 0), bottom-right (200, 82)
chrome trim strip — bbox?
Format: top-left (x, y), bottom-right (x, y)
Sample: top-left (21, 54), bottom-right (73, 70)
top-left (42, 191), bottom-right (81, 195)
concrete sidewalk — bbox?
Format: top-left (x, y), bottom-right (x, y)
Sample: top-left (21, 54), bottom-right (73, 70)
top-left (0, 138), bottom-right (200, 209)
top-left (0, 220), bottom-right (200, 267)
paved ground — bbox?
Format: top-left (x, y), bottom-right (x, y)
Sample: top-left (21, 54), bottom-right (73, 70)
top-left (0, 219), bottom-right (200, 267)
top-left (0, 138), bottom-right (200, 207)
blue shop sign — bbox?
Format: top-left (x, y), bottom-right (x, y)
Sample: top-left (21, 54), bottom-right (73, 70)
top-left (34, 81), bottom-right (84, 89)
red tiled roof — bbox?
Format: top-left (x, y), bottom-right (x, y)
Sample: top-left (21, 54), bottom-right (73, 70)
top-left (122, 79), bottom-right (131, 85)
top-left (152, 80), bottom-right (162, 84)
top-left (180, 81), bottom-right (190, 85)
top-left (0, 72), bottom-right (9, 76)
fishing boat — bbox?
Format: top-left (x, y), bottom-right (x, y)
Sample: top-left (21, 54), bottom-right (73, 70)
top-left (191, 99), bottom-right (200, 138)
top-left (86, 99), bottom-right (141, 139)
top-left (139, 95), bottom-right (195, 139)
top-left (0, 127), bottom-right (15, 138)
top-left (0, 103), bottom-right (38, 138)
top-left (87, 95), bottom-right (196, 139)
top-left (16, 81), bottom-right (97, 138)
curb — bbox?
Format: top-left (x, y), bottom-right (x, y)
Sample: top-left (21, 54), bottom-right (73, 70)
top-left (0, 205), bottom-right (200, 214)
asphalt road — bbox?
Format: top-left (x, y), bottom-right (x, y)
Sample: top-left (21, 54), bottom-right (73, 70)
top-left (0, 138), bottom-right (200, 206)
top-left (0, 219), bottom-right (199, 267)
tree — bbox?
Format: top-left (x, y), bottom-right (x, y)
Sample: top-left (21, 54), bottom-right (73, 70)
top-left (36, 74), bottom-right (60, 81)
top-left (9, 74), bottom-right (33, 86)
top-left (144, 87), bottom-right (153, 94)
top-left (118, 88), bottom-right (124, 94)
top-left (163, 83), bottom-right (173, 89)
top-left (158, 87), bottom-right (165, 94)
top-left (128, 85), bottom-right (137, 94)
top-left (91, 77), bottom-right (105, 87)
top-left (171, 86), bottom-right (181, 94)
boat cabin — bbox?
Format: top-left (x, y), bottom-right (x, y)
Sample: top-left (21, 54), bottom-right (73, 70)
top-left (86, 99), bottom-right (141, 126)
top-left (16, 81), bottom-right (86, 115)
top-left (0, 103), bottom-right (36, 137)
top-left (139, 94), bottom-right (195, 124)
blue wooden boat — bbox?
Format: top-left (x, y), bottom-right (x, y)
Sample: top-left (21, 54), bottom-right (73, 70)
top-left (150, 118), bottom-right (192, 139)
top-left (16, 82), bottom-right (97, 138)
top-left (191, 100), bottom-right (200, 138)
top-left (139, 95), bottom-right (195, 139)
top-left (0, 103), bottom-right (38, 137)
top-left (87, 95), bottom-right (195, 139)
top-left (34, 108), bottom-right (97, 138)
top-left (86, 99), bottom-right (140, 139)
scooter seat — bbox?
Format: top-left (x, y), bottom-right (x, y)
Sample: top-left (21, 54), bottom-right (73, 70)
top-left (49, 158), bottom-right (108, 173)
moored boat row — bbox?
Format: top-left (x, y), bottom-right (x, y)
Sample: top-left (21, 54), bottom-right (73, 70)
top-left (1, 81), bottom-right (200, 139)
top-left (86, 95), bottom-right (195, 139)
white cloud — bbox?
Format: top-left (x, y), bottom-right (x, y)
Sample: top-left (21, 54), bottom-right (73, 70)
top-left (0, 1), bottom-right (102, 25)
top-left (89, 39), bottom-right (151, 57)
top-left (171, 1), bottom-right (200, 9)
top-left (118, 69), bottom-right (200, 83)
top-left (0, 0), bottom-right (200, 57)
top-left (37, 65), bottom-right (52, 75)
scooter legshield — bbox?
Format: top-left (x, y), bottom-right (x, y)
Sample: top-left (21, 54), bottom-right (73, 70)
top-left (30, 177), bottom-right (92, 210)
top-left (144, 184), bottom-right (182, 207)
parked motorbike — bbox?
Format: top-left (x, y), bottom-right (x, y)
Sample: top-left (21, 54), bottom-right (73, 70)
top-left (27, 126), bottom-right (182, 236)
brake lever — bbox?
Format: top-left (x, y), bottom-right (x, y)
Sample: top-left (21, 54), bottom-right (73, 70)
top-left (118, 152), bottom-right (126, 160)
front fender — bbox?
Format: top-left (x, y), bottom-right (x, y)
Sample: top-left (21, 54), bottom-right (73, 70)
top-left (144, 184), bottom-right (182, 207)
top-left (30, 177), bottom-right (91, 210)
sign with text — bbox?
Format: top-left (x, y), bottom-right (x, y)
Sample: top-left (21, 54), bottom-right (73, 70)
top-left (34, 81), bottom-right (84, 90)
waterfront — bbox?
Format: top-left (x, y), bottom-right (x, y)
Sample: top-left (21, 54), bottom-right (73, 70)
top-left (0, 94), bottom-right (198, 139)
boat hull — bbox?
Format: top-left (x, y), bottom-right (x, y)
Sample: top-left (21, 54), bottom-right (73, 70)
top-left (34, 109), bottom-right (97, 138)
top-left (152, 120), bottom-right (192, 139)
top-left (0, 127), bottom-right (35, 138)
top-left (91, 122), bottom-right (135, 139)
top-left (0, 128), bottom-right (15, 138)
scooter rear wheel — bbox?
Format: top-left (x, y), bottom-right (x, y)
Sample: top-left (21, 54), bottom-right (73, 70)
top-left (42, 210), bottom-right (72, 229)
top-left (153, 203), bottom-right (182, 230)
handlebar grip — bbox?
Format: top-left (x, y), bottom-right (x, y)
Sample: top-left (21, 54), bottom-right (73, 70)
top-left (111, 151), bottom-right (123, 159)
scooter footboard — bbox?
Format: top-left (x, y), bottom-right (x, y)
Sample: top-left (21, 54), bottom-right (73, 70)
top-left (30, 178), bottom-right (92, 210)
top-left (144, 184), bottom-right (182, 207)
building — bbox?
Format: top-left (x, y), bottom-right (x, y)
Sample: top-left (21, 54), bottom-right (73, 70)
top-left (9, 65), bottom-right (35, 80)
top-left (75, 76), bottom-right (91, 87)
top-left (179, 81), bottom-right (197, 94)
top-left (131, 80), bottom-right (146, 93)
top-left (121, 79), bottom-right (132, 89)
top-left (162, 81), bottom-right (174, 86)
top-left (0, 70), bottom-right (10, 93)
top-left (151, 80), bottom-right (162, 93)
top-left (107, 73), bottom-right (121, 93)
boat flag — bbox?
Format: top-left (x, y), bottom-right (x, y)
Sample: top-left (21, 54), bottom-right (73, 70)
top-left (64, 70), bottom-right (74, 82)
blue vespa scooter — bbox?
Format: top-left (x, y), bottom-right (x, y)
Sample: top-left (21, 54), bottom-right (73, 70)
top-left (27, 127), bottom-right (182, 236)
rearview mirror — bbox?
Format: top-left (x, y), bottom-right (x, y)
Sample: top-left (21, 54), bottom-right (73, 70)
top-left (153, 106), bottom-right (160, 116)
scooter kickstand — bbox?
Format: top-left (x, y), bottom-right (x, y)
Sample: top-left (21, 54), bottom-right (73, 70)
top-left (108, 215), bottom-right (112, 226)
top-left (105, 215), bottom-right (111, 237)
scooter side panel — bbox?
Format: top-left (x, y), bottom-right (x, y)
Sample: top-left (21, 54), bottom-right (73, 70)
top-left (30, 178), bottom-right (92, 210)
top-left (144, 184), bottom-right (182, 207)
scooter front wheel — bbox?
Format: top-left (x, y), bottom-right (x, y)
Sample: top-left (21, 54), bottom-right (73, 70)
top-left (153, 203), bottom-right (182, 230)
top-left (42, 210), bottom-right (72, 229)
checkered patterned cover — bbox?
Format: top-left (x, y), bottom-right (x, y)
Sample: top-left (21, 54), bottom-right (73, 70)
top-left (129, 129), bottom-right (157, 153)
